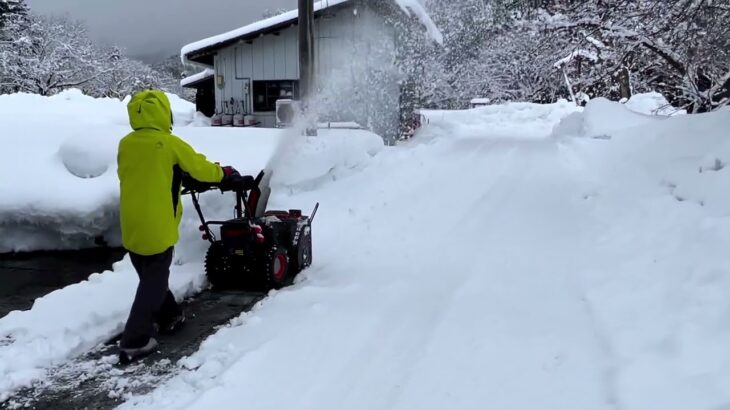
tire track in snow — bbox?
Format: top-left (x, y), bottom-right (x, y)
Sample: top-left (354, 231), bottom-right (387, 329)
top-left (387, 140), bottom-right (539, 410)
top-left (387, 138), bottom-right (617, 409)
top-left (555, 142), bottom-right (624, 410)
top-left (308, 138), bottom-right (526, 409)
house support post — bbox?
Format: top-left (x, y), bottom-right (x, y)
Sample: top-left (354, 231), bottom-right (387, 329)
top-left (299, 0), bottom-right (317, 136)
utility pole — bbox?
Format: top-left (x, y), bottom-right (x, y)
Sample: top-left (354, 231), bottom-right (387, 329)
top-left (298, 0), bottom-right (317, 136)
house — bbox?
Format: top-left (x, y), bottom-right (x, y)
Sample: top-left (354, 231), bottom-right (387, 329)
top-left (180, 0), bottom-right (432, 142)
top-left (180, 69), bottom-right (215, 117)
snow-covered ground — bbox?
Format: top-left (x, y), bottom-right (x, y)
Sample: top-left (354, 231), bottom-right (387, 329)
top-left (0, 90), bottom-right (383, 401)
top-left (2, 91), bottom-right (729, 409)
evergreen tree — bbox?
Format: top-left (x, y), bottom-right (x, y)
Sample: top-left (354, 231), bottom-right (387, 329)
top-left (0, 0), bottom-right (28, 31)
top-left (0, 0), bottom-right (30, 93)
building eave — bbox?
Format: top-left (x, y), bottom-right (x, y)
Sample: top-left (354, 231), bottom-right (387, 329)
top-left (181, 0), bottom-right (352, 66)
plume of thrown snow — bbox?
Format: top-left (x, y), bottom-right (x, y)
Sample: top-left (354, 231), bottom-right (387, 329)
top-left (393, 0), bottom-right (444, 44)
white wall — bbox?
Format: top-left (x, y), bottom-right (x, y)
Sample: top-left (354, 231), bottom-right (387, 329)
top-left (212, 3), bottom-right (400, 139)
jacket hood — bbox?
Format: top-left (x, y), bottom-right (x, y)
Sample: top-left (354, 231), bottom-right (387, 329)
top-left (127, 90), bottom-right (173, 132)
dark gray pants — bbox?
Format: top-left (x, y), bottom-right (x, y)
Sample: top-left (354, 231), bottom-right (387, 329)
top-left (120, 247), bottom-right (181, 348)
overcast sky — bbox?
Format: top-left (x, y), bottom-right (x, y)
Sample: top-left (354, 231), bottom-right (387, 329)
top-left (25, 0), bottom-right (296, 61)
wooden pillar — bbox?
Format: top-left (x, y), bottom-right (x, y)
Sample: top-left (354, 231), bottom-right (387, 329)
top-left (299, 0), bottom-right (317, 136)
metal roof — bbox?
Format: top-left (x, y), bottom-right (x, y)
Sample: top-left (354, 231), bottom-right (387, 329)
top-left (181, 0), bottom-right (351, 66)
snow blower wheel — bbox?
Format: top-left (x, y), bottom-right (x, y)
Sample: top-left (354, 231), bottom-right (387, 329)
top-left (205, 242), bottom-right (238, 289)
top-left (183, 170), bottom-right (318, 292)
top-left (260, 246), bottom-right (289, 289)
top-left (290, 225), bottom-right (312, 274)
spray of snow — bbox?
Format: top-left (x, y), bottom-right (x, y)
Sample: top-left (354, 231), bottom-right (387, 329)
top-left (393, 0), bottom-right (443, 44)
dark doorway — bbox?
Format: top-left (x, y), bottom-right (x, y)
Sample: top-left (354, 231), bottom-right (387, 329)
top-left (195, 79), bottom-right (216, 117)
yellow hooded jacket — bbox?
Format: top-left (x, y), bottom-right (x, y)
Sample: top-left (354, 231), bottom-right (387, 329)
top-left (118, 90), bottom-right (223, 256)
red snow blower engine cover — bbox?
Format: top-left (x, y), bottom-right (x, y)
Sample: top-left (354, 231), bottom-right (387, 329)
top-left (182, 170), bottom-right (318, 290)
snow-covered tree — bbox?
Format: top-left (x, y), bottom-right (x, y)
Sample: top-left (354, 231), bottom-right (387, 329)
top-left (0, 0), bottom-right (30, 92)
top-left (152, 55), bottom-right (196, 101)
top-left (8, 16), bottom-right (107, 95)
top-left (88, 46), bottom-right (161, 99)
top-left (527, 0), bottom-right (730, 111)
top-left (4, 0), bottom-right (727, 112)
top-left (0, 0), bottom-right (27, 30)
top-left (1, 9), bottom-right (193, 100)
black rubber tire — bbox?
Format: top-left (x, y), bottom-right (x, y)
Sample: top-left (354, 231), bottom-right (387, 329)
top-left (291, 226), bottom-right (312, 274)
top-left (205, 242), bottom-right (237, 290)
top-left (260, 246), bottom-right (289, 290)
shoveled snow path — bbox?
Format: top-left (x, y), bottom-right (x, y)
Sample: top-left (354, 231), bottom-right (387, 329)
top-left (122, 134), bottom-right (615, 409)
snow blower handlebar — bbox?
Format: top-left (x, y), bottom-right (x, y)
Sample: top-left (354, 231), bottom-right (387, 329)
top-left (182, 170), bottom-right (265, 244)
top-left (181, 170), bottom-right (263, 196)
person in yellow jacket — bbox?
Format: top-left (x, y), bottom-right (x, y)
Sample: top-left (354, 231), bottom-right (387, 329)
top-left (117, 90), bottom-right (250, 363)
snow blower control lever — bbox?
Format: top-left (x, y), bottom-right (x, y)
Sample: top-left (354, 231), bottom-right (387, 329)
top-left (182, 170), bottom-right (318, 290)
top-left (181, 170), bottom-right (263, 242)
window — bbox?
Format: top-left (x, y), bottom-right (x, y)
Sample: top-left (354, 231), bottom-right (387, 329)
top-left (253, 80), bottom-right (299, 112)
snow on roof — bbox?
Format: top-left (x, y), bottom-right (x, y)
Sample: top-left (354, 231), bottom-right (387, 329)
top-left (180, 69), bottom-right (215, 88)
top-left (181, 0), bottom-right (443, 64)
top-left (181, 0), bottom-right (350, 63)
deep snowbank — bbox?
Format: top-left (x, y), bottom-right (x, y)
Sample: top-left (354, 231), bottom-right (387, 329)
top-left (0, 90), bottom-right (200, 252)
top-left (423, 99), bottom-right (578, 140)
top-left (559, 107), bottom-right (730, 409)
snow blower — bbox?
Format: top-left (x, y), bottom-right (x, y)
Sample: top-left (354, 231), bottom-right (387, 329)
top-left (182, 171), bottom-right (317, 290)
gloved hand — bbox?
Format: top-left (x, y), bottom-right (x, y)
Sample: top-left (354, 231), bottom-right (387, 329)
top-left (182, 172), bottom-right (215, 193)
top-left (220, 166), bottom-right (256, 192)
top-left (219, 166), bottom-right (239, 192)
top-left (222, 166), bottom-right (239, 177)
